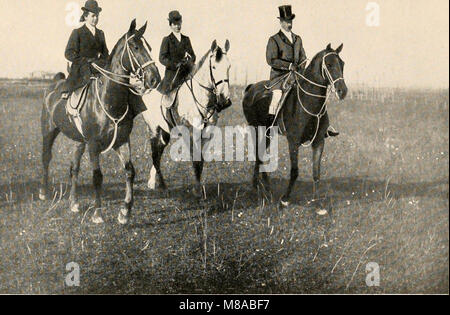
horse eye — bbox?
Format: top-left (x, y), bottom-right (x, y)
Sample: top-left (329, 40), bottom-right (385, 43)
top-left (134, 46), bottom-right (139, 50)
top-left (212, 66), bottom-right (216, 69)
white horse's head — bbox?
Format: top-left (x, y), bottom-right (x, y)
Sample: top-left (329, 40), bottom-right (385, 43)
top-left (207, 40), bottom-right (232, 110)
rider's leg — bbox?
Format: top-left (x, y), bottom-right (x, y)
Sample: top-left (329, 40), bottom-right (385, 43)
top-left (267, 89), bottom-right (283, 126)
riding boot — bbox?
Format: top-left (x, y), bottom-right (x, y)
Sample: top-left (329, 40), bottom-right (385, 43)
top-left (325, 126), bottom-right (340, 138)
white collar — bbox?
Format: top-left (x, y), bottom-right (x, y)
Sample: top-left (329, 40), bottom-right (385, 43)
top-left (280, 28), bottom-right (294, 43)
top-left (172, 32), bottom-right (182, 42)
top-left (85, 23), bottom-right (96, 36)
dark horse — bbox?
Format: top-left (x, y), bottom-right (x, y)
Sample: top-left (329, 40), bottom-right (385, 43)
top-left (243, 44), bottom-right (347, 209)
top-left (40, 20), bottom-right (161, 224)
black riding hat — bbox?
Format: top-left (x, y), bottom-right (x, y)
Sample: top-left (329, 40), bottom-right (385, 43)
top-left (277, 5), bottom-right (296, 21)
top-left (168, 10), bottom-right (182, 24)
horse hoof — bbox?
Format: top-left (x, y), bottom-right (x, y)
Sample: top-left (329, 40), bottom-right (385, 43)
top-left (191, 186), bottom-right (203, 199)
top-left (315, 208), bottom-right (328, 216)
top-left (39, 193), bottom-right (47, 201)
top-left (118, 208), bottom-right (129, 225)
top-left (91, 215), bottom-right (104, 224)
top-left (147, 180), bottom-right (156, 190)
top-left (280, 199), bottom-right (290, 207)
top-left (70, 202), bottom-right (80, 213)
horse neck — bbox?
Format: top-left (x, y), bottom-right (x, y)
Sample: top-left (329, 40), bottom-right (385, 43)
top-left (98, 48), bottom-right (130, 116)
top-left (302, 56), bottom-right (329, 96)
top-left (191, 59), bottom-right (213, 106)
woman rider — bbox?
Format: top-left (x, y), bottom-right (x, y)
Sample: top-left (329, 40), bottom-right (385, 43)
top-left (158, 10), bottom-right (196, 94)
top-left (62, 0), bottom-right (108, 98)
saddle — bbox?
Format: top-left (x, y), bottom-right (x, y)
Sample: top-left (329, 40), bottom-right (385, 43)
top-left (64, 83), bottom-right (90, 138)
top-left (65, 84), bottom-right (90, 117)
top-left (160, 87), bottom-right (181, 128)
top-left (161, 87), bottom-right (180, 109)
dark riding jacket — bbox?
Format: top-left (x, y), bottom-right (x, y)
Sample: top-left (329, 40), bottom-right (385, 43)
top-left (266, 30), bottom-right (306, 90)
top-left (158, 33), bottom-right (196, 94)
top-left (64, 25), bottom-right (109, 92)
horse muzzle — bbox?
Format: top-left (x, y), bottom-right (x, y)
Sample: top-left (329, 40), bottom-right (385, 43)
top-left (144, 67), bottom-right (161, 90)
top-left (335, 81), bottom-right (348, 100)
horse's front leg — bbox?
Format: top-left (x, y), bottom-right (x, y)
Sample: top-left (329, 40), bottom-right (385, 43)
top-left (281, 139), bottom-right (299, 207)
top-left (191, 130), bottom-right (204, 198)
top-left (114, 141), bottom-right (135, 225)
top-left (69, 142), bottom-right (86, 213)
top-left (312, 138), bottom-right (325, 201)
top-left (88, 145), bottom-right (104, 224)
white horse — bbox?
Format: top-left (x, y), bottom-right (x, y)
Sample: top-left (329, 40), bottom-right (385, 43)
top-left (141, 40), bottom-right (231, 197)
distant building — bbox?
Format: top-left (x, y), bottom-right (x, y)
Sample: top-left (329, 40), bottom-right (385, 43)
top-left (29, 71), bottom-right (57, 80)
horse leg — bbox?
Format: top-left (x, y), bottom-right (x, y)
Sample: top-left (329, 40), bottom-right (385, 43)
top-left (189, 129), bottom-right (204, 198)
top-left (312, 138), bottom-right (325, 201)
top-left (69, 142), bottom-right (86, 212)
top-left (148, 131), bottom-right (168, 190)
top-left (114, 141), bottom-right (135, 225)
top-left (281, 139), bottom-right (299, 207)
top-left (39, 107), bottom-right (60, 201)
top-left (88, 145), bottom-right (104, 224)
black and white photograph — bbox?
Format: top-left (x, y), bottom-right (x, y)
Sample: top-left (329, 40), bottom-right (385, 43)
top-left (0, 0), bottom-right (448, 299)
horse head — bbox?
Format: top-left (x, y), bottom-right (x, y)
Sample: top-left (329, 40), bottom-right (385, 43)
top-left (307, 43), bottom-right (347, 100)
top-left (207, 39), bottom-right (232, 110)
top-left (111, 19), bottom-right (161, 90)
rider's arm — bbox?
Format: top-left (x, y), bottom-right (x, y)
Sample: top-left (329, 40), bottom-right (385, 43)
top-left (65, 29), bottom-right (83, 64)
top-left (186, 37), bottom-right (196, 64)
top-left (159, 36), bottom-right (177, 70)
top-left (266, 37), bottom-right (291, 71)
top-left (99, 30), bottom-right (109, 60)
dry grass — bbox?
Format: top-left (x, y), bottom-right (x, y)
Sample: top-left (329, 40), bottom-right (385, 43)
top-left (0, 81), bottom-right (448, 294)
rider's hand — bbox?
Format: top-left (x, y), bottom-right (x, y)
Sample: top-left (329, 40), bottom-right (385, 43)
top-left (289, 63), bottom-right (299, 72)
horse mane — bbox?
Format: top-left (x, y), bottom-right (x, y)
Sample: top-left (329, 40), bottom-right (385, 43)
top-left (190, 49), bottom-right (212, 76)
top-left (106, 34), bottom-right (126, 66)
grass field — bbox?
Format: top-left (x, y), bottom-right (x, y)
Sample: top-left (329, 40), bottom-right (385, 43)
top-left (0, 82), bottom-right (448, 294)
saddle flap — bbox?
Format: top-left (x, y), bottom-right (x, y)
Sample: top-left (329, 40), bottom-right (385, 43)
top-left (161, 87), bottom-right (180, 109)
top-left (66, 84), bottom-right (90, 116)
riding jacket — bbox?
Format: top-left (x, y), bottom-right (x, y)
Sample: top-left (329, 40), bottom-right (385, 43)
top-left (266, 30), bottom-right (306, 90)
top-left (64, 24), bottom-right (109, 92)
top-left (158, 33), bottom-right (196, 94)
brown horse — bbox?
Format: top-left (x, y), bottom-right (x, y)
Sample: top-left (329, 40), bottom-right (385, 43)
top-left (242, 44), bottom-right (347, 209)
top-left (39, 19), bottom-right (161, 224)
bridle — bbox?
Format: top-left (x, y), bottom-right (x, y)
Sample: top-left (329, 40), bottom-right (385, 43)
top-left (187, 51), bottom-right (230, 123)
top-left (91, 33), bottom-right (156, 96)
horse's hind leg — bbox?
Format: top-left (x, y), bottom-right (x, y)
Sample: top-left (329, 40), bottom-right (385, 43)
top-left (114, 141), bottom-right (135, 225)
top-left (88, 145), bottom-right (104, 224)
top-left (39, 106), bottom-right (60, 200)
top-left (69, 142), bottom-right (86, 213)
top-left (148, 128), bottom-right (169, 190)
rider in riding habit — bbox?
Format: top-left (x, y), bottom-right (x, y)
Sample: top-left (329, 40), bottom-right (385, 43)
top-left (63, 0), bottom-right (109, 99)
top-left (266, 5), bottom-right (339, 137)
top-left (158, 10), bottom-right (196, 94)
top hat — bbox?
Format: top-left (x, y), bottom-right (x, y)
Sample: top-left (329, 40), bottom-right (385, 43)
top-left (168, 10), bottom-right (182, 23)
top-left (81, 0), bottom-right (102, 15)
top-left (278, 5), bottom-right (295, 21)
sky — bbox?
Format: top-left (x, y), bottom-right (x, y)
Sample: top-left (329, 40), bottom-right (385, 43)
top-left (0, 0), bottom-right (448, 88)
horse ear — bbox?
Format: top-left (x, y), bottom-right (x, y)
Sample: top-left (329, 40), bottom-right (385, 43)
top-left (326, 43), bottom-right (332, 51)
top-left (211, 40), bottom-right (217, 52)
top-left (336, 43), bottom-right (343, 54)
top-left (128, 19), bottom-right (137, 35)
top-left (224, 39), bottom-right (230, 52)
top-left (136, 21), bottom-right (147, 39)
